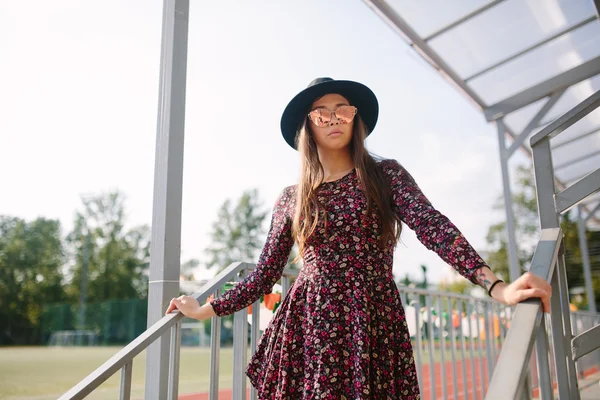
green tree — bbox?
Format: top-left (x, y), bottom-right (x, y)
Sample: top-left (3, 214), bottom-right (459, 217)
top-left (0, 216), bottom-right (66, 344)
top-left (66, 191), bottom-right (150, 303)
top-left (204, 189), bottom-right (269, 273)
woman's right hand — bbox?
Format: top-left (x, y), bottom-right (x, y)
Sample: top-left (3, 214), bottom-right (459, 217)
top-left (166, 295), bottom-right (215, 320)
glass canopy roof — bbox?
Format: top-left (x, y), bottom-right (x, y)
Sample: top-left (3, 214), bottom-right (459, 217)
top-left (364, 0), bottom-right (600, 229)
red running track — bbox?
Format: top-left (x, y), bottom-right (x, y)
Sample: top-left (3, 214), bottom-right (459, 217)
top-left (178, 360), bottom-right (599, 400)
top-left (179, 357), bottom-right (491, 400)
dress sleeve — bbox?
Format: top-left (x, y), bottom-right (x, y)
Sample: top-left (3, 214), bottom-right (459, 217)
top-left (382, 159), bottom-right (487, 284)
top-left (209, 186), bottom-right (295, 316)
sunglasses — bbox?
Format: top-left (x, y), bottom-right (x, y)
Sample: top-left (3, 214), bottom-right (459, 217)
top-left (307, 105), bottom-right (358, 127)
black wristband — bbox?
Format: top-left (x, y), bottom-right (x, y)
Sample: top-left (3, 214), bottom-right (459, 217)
top-left (488, 279), bottom-right (504, 297)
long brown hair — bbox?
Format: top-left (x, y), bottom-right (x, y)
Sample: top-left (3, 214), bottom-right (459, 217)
top-left (292, 113), bottom-right (402, 258)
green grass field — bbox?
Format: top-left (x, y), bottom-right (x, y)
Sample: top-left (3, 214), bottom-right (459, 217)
top-left (0, 343), bottom-right (470, 399)
top-left (0, 346), bottom-right (243, 400)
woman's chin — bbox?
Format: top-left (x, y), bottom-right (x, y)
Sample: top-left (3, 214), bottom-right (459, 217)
top-left (318, 139), bottom-right (351, 152)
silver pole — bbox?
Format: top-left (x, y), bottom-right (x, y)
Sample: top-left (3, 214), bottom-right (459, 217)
top-left (119, 362), bottom-right (133, 400)
top-left (577, 205), bottom-right (597, 313)
top-left (232, 270), bottom-right (248, 399)
top-left (484, 303), bottom-right (494, 381)
top-left (447, 298), bottom-right (459, 400)
top-left (468, 303), bottom-right (479, 400)
top-left (534, 314), bottom-right (553, 400)
top-left (556, 254), bottom-right (581, 399)
top-left (437, 296), bottom-right (447, 399)
top-left (458, 300), bottom-right (469, 400)
top-left (414, 301), bottom-right (424, 396)
top-left (426, 296), bottom-right (436, 398)
top-left (167, 322), bottom-right (181, 400)
top-left (209, 290), bottom-right (221, 400)
top-left (250, 297), bottom-right (261, 400)
top-left (145, 1), bottom-right (190, 398)
top-left (475, 302), bottom-right (486, 397)
top-left (496, 119), bottom-right (521, 282)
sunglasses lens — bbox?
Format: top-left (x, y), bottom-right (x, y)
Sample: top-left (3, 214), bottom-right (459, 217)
top-left (336, 106), bottom-right (357, 124)
top-left (309, 109), bottom-right (332, 127)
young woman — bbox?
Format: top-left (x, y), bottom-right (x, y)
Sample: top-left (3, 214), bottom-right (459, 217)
top-left (167, 78), bottom-right (552, 399)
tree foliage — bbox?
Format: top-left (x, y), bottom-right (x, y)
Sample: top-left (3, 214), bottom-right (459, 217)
top-left (204, 189), bottom-right (269, 273)
top-left (0, 217), bottom-right (66, 344)
top-left (66, 191), bottom-right (151, 302)
top-left (0, 190), bottom-right (153, 344)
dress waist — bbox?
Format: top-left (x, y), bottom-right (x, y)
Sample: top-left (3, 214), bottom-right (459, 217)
top-left (297, 263), bottom-right (394, 284)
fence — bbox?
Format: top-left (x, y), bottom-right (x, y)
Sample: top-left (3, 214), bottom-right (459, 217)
top-left (42, 298), bottom-right (239, 347)
top-left (41, 299), bottom-right (148, 345)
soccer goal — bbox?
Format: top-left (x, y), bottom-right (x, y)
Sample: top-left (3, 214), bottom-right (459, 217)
top-left (47, 330), bottom-right (99, 346)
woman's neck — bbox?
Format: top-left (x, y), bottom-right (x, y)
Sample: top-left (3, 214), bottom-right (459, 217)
top-left (318, 149), bottom-right (354, 182)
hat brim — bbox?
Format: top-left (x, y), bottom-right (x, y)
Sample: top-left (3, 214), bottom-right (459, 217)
top-left (280, 80), bottom-right (379, 150)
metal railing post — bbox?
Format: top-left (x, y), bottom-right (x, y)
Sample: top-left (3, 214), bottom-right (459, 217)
top-left (232, 269), bottom-right (249, 400)
top-left (167, 321), bottom-right (181, 400)
top-left (535, 313), bottom-right (554, 400)
top-left (555, 253), bottom-right (580, 398)
top-left (438, 296), bottom-right (448, 399)
top-left (209, 289), bottom-right (221, 400)
top-left (475, 301), bottom-right (487, 396)
top-left (447, 298), bottom-right (459, 400)
top-left (425, 295), bottom-right (436, 398)
top-left (484, 302), bottom-right (494, 381)
top-left (119, 362), bottom-right (133, 400)
top-left (458, 300), bottom-right (470, 400)
top-left (249, 295), bottom-right (261, 400)
top-left (413, 301), bottom-right (424, 396)
top-left (468, 301), bottom-right (479, 400)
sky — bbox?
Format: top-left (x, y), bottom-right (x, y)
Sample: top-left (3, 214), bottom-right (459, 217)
top-left (1, 0), bottom-right (539, 284)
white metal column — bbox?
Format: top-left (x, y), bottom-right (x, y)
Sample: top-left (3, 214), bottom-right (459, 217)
top-left (496, 119), bottom-right (521, 282)
top-left (145, 1), bottom-right (190, 399)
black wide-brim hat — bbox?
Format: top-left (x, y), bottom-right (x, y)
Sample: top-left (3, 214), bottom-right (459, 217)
top-left (280, 77), bottom-right (379, 150)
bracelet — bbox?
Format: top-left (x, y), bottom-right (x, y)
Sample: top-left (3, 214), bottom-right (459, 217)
top-left (488, 279), bottom-right (504, 298)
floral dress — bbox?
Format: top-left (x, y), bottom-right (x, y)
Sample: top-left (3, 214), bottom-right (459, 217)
top-left (210, 159), bottom-right (488, 399)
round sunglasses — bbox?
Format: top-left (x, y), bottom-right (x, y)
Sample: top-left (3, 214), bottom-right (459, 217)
top-left (308, 105), bottom-right (358, 127)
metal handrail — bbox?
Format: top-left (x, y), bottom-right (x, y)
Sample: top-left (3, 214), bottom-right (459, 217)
top-left (57, 261), bottom-right (297, 400)
top-left (529, 90), bottom-right (600, 147)
top-left (485, 228), bottom-right (562, 399)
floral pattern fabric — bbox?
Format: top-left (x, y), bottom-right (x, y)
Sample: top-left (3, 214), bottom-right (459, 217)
top-left (210, 159), bottom-right (487, 399)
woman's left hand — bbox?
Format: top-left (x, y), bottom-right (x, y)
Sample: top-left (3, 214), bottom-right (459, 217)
top-left (493, 272), bottom-right (552, 313)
